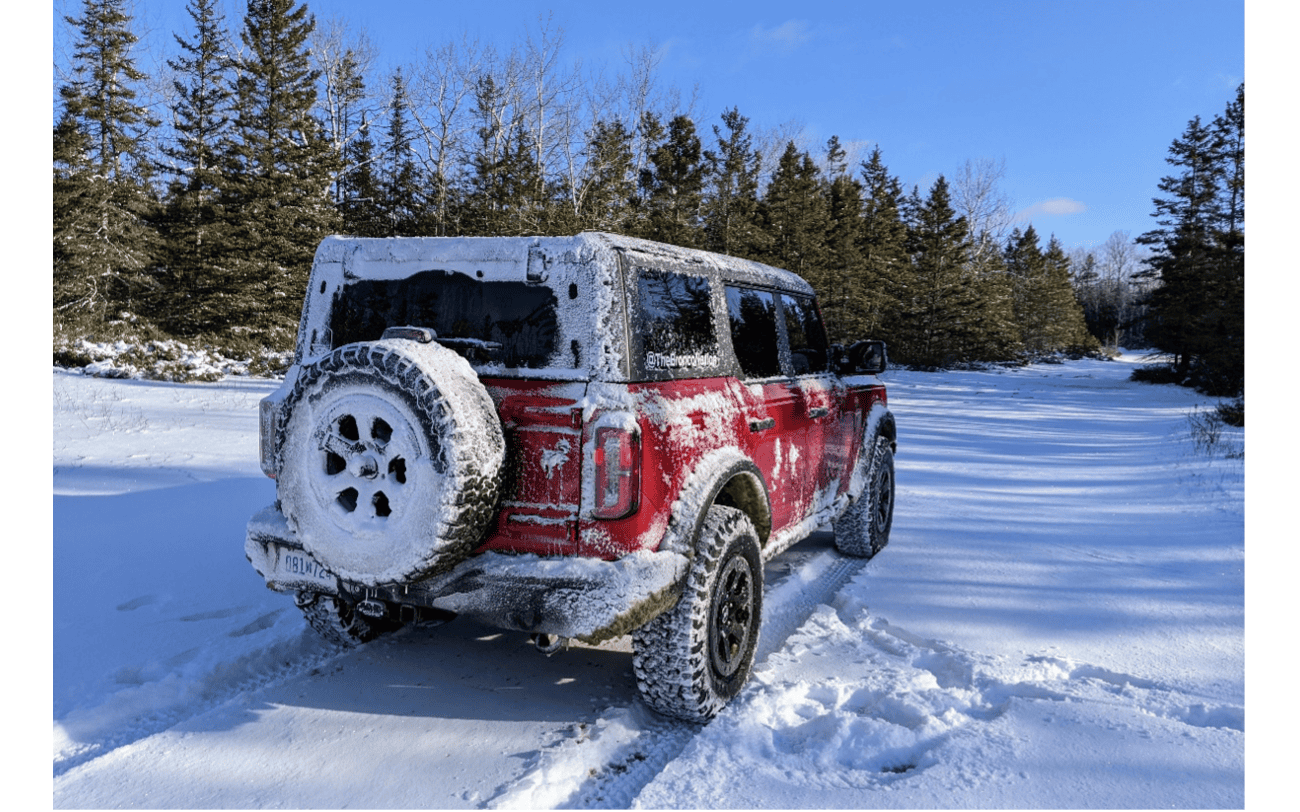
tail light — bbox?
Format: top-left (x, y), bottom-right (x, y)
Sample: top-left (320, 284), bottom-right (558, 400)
top-left (259, 397), bottom-right (280, 478)
top-left (592, 425), bottom-right (640, 519)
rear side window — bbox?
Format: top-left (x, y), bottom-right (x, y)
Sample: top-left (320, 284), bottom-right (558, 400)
top-left (781, 294), bottom-right (829, 374)
top-left (635, 268), bottom-right (718, 372)
top-left (725, 286), bottom-right (782, 379)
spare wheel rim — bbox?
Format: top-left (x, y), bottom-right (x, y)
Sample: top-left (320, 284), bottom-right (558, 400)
top-left (306, 391), bottom-right (435, 537)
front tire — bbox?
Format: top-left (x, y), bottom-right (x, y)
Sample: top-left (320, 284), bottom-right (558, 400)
top-left (832, 434), bottom-right (894, 559)
top-left (632, 506), bottom-right (763, 723)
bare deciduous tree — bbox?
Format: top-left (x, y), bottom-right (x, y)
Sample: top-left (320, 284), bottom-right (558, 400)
top-left (951, 157), bottom-right (1015, 264)
top-left (310, 17), bottom-right (379, 199)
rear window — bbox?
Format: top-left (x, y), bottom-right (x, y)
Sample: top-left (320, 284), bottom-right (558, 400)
top-left (329, 270), bottom-right (559, 368)
top-left (635, 267), bottom-right (718, 373)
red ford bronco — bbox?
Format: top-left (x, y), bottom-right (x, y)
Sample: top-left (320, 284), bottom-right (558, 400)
top-left (247, 232), bottom-right (895, 721)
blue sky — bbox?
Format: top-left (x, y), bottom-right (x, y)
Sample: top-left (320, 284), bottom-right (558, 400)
top-left (54, 0), bottom-right (1245, 252)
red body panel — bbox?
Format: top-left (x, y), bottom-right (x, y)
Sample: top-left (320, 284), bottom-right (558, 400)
top-left (476, 374), bottom-right (887, 562)
top-left (479, 379), bottom-right (584, 556)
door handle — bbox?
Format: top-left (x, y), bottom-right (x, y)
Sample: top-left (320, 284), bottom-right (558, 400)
top-left (748, 417), bottom-right (775, 432)
top-left (808, 407), bottom-right (829, 419)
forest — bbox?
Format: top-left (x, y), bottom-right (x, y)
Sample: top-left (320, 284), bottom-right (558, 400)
top-left (52, 0), bottom-right (1244, 406)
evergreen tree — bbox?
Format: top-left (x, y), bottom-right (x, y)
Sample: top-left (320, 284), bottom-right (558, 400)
top-left (702, 107), bottom-right (765, 259)
top-left (339, 112), bottom-right (385, 236)
top-left (892, 176), bottom-right (978, 367)
top-left (638, 114), bottom-right (708, 248)
top-left (223, 0), bottom-right (340, 341)
top-left (1003, 226), bottom-right (1099, 358)
top-left (1003, 225), bottom-right (1050, 352)
top-left (53, 112), bottom-right (100, 321)
top-left (1136, 85), bottom-right (1244, 395)
top-left (156, 0), bottom-right (236, 335)
top-left (377, 68), bottom-right (425, 236)
top-left (578, 118), bottom-right (636, 233)
top-left (624, 111), bottom-right (664, 235)
top-left (500, 123), bottom-right (546, 235)
top-left (463, 73), bottom-right (517, 235)
top-left (820, 136), bottom-right (867, 343)
top-left (857, 148), bottom-right (909, 339)
top-left (1042, 235), bottom-right (1100, 354)
top-left (760, 142), bottom-right (827, 283)
top-left (53, 0), bottom-right (161, 328)
top-left (1203, 84), bottom-right (1245, 395)
top-left (966, 244), bottom-right (1021, 361)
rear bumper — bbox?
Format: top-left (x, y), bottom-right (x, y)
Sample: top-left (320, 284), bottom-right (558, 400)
top-left (245, 505), bottom-right (688, 644)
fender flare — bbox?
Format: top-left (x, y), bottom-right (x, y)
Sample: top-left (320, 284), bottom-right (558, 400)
top-left (657, 448), bottom-right (771, 558)
top-left (847, 403), bottom-right (896, 502)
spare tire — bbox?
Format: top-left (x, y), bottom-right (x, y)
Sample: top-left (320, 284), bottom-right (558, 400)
top-left (277, 339), bottom-right (505, 586)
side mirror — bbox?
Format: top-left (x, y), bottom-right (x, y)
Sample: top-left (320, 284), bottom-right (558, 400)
top-left (844, 340), bottom-right (888, 375)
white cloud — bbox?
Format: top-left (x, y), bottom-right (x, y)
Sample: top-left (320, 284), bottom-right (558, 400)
top-left (748, 20), bottom-right (813, 55)
top-left (1017, 198), bottom-right (1088, 220)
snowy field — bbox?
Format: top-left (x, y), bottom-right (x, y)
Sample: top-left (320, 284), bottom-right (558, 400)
top-left (51, 353), bottom-right (1246, 808)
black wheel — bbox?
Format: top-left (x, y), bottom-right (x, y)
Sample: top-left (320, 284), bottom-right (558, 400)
top-left (832, 434), bottom-right (894, 559)
top-left (296, 591), bottom-right (400, 647)
top-left (277, 340), bottom-right (504, 586)
top-left (632, 505), bottom-right (763, 723)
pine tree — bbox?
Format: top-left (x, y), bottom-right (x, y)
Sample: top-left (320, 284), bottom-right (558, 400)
top-left (892, 176), bottom-right (978, 367)
top-left (156, 0), bottom-right (236, 335)
top-left (223, 0), bottom-right (340, 341)
top-left (340, 112), bottom-right (385, 236)
top-left (702, 107), bottom-right (765, 259)
top-left (53, 0), bottom-right (161, 328)
top-left (1136, 85), bottom-right (1244, 395)
top-left (638, 114), bottom-right (708, 248)
top-left (820, 136), bottom-right (866, 343)
top-left (1003, 225), bottom-right (1050, 353)
top-left (1202, 84), bottom-right (1245, 395)
top-left (760, 142), bottom-right (828, 283)
top-left (1038, 235), bottom-right (1099, 354)
top-left (857, 148), bottom-right (909, 340)
top-left (578, 118), bottom-right (636, 233)
top-left (463, 73), bottom-right (516, 236)
top-left (53, 112), bottom-right (100, 321)
top-left (377, 68), bottom-right (425, 236)
top-left (500, 123), bottom-right (545, 235)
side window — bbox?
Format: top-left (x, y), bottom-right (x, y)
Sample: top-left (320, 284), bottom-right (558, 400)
top-left (725, 286), bottom-right (782, 379)
top-left (781, 294), bottom-right (829, 375)
top-left (635, 267), bottom-right (718, 372)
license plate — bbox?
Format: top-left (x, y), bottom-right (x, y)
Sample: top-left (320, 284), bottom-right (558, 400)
top-left (274, 547), bottom-right (336, 589)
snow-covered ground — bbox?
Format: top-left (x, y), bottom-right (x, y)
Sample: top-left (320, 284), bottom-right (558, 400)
top-left (51, 352), bottom-right (1245, 808)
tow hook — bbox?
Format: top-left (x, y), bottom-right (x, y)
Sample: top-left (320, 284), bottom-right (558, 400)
top-left (531, 633), bottom-right (568, 655)
top-left (357, 599), bottom-right (388, 618)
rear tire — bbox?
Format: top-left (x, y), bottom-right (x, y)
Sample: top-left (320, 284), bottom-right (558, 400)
top-left (632, 506), bottom-right (763, 723)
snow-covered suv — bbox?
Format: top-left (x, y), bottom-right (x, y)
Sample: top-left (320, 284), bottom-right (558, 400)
top-left (246, 232), bottom-right (896, 721)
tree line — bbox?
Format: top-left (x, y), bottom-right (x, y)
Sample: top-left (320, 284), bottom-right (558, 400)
top-left (54, 0), bottom-right (1237, 385)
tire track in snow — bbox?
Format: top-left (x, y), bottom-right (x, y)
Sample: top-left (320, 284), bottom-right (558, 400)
top-left (484, 538), bottom-right (867, 809)
top-left (53, 638), bottom-right (351, 778)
